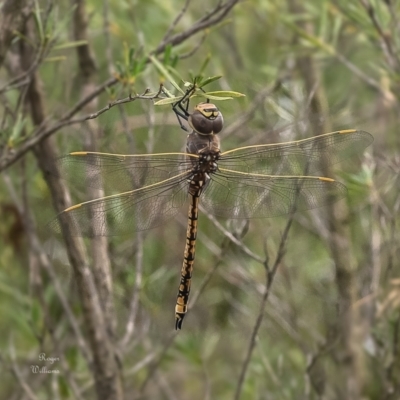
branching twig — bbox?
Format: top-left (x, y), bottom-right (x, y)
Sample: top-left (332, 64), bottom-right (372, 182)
top-left (179, 32), bottom-right (208, 60)
top-left (359, 0), bottom-right (400, 72)
top-left (138, 332), bottom-right (179, 395)
top-left (161, 0), bottom-right (192, 43)
top-left (0, 0), bottom-right (240, 172)
top-left (151, 0), bottom-right (239, 56)
top-left (0, 83), bottom-right (165, 171)
top-left (190, 220), bottom-right (249, 314)
top-left (120, 232), bottom-right (144, 346)
top-left (222, 77), bottom-right (284, 138)
top-left (84, 85), bottom-right (164, 120)
top-left (234, 211), bottom-right (295, 400)
top-left (2, 172), bottom-right (91, 362)
top-left (7, 344), bottom-right (38, 400)
top-left (200, 205), bottom-right (264, 263)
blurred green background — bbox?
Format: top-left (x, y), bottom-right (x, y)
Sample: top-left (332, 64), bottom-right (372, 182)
top-left (0, 0), bottom-right (399, 399)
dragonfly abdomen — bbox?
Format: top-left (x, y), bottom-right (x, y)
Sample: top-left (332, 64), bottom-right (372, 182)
top-left (175, 192), bottom-right (200, 330)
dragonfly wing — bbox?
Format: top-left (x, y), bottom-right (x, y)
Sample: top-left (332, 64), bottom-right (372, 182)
top-left (54, 152), bottom-right (196, 193)
top-left (219, 130), bottom-right (373, 175)
top-left (201, 168), bottom-right (347, 219)
top-left (47, 171), bottom-right (190, 236)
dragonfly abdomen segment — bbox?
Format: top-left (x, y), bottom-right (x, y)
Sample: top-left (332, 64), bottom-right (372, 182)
top-left (175, 191), bottom-right (200, 330)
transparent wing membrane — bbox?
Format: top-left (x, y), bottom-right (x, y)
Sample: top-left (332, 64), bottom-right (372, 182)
top-left (55, 151), bottom-right (197, 193)
top-left (47, 94), bottom-right (374, 332)
top-left (219, 130), bottom-right (373, 175)
top-left (202, 169), bottom-right (346, 219)
top-left (49, 129), bottom-right (372, 237)
top-left (48, 172), bottom-right (190, 236)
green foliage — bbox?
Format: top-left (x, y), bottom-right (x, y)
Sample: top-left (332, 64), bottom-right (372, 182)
top-left (1, 0), bottom-right (399, 399)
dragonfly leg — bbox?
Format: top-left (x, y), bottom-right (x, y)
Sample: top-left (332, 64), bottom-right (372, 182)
top-left (173, 108), bottom-right (190, 132)
top-left (172, 85), bottom-right (199, 132)
top-left (173, 97), bottom-right (190, 132)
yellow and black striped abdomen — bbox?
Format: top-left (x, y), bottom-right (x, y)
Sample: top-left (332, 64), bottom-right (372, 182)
top-left (175, 193), bottom-right (200, 330)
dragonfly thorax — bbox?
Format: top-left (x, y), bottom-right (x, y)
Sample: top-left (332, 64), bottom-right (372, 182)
top-left (185, 111), bottom-right (221, 197)
top-left (188, 102), bottom-right (224, 135)
top-left (187, 150), bottom-right (220, 197)
top-left (186, 129), bottom-right (221, 156)
top-left (197, 152), bottom-right (219, 174)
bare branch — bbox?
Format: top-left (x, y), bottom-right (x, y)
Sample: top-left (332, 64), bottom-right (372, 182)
top-left (0, 0), bottom-right (28, 67)
top-left (0, 81), bottom-right (165, 171)
top-left (0, 1), bottom-right (241, 172)
top-left (359, 0), bottom-right (400, 72)
top-left (234, 212), bottom-right (295, 400)
top-left (200, 204), bottom-right (264, 263)
top-left (161, 0), bottom-right (192, 43)
top-left (152, 0), bottom-right (240, 55)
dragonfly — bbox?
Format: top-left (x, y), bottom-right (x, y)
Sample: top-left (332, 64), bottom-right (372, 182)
top-left (50, 88), bottom-right (373, 329)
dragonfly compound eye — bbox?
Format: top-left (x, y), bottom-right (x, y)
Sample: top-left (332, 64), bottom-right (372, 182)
top-left (189, 103), bottom-right (224, 135)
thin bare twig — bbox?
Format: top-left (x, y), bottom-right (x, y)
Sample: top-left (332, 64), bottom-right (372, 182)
top-left (102, 0), bottom-right (113, 75)
top-left (139, 332), bottom-right (179, 395)
top-left (0, 0), bottom-right (28, 67)
top-left (179, 32), bottom-right (208, 60)
top-left (190, 221), bottom-right (249, 314)
top-left (0, 83), bottom-right (165, 171)
top-left (234, 212), bottom-right (295, 400)
top-left (0, 1), bottom-right (240, 172)
top-left (0, 38), bottom-right (55, 96)
top-left (161, 0), bottom-right (192, 43)
top-left (223, 77), bottom-right (284, 138)
top-left (120, 232), bottom-right (144, 346)
top-left (85, 85), bottom-right (164, 120)
top-left (359, 0), bottom-right (400, 72)
top-left (7, 344), bottom-right (38, 400)
top-left (200, 205), bottom-right (264, 263)
top-left (2, 172), bottom-right (91, 362)
top-left (151, 0), bottom-right (239, 56)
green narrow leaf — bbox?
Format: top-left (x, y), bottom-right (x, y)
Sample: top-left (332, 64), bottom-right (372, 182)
top-left (53, 40), bottom-right (88, 50)
top-left (58, 375), bottom-right (71, 398)
top-left (198, 54), bottom-right (211, 77)
top-left (115, 61), bottom-right (124, 76)
top-left (66, 346), bottom-right (79, 370)
top-left (162, 85), bottom-right (178, 99)
top-left (33, 0), bottom-right (44, 42)
top-left (154, 96), bottom-right (183, 106)
top-left (265, 98), bottom-right (294, 122)
top-left (31, 299), bottom-right (43, 332)
top-left (165, 66), bottom-right (185, 86)
top-left (188, 70), bottom-right (196, 84)
top-left (200, 94), bottom-right (233, 101)
top-left (199, 75), bottom-right (223, 88)
top-left (171, 54), bottom-right (179, 68)
top-left (203, 90), bottom-right (246, 98)
top-left (134, 57), bottom-right (147, 76)
top-left (149, 55), bottom-right (184, 94)
top-left (52, 4), bottom-right (77, 38)
top-left (123, 42), bottom-right (129, 66)
top-left (129, 46), bottom-right (135, 63)
top-left (332, 14), bottom-right (343, 48)
top-left (7, 114), bottom-right (27, 147)
top-left (192, 74), bottom-right (204, 87)
top-left (164, 44), bottom-right (172, 65)
top-left (44, 56), bottom-right (67, 62)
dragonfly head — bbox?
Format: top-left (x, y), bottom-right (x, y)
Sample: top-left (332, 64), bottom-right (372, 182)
top-left (188, 103), bottom-right (224, 135)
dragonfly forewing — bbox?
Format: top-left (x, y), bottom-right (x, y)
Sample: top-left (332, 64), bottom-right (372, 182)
top-left (219, 130), bottom-right (373, 176)
top-left (55, 151), bottom-right (198, 193)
